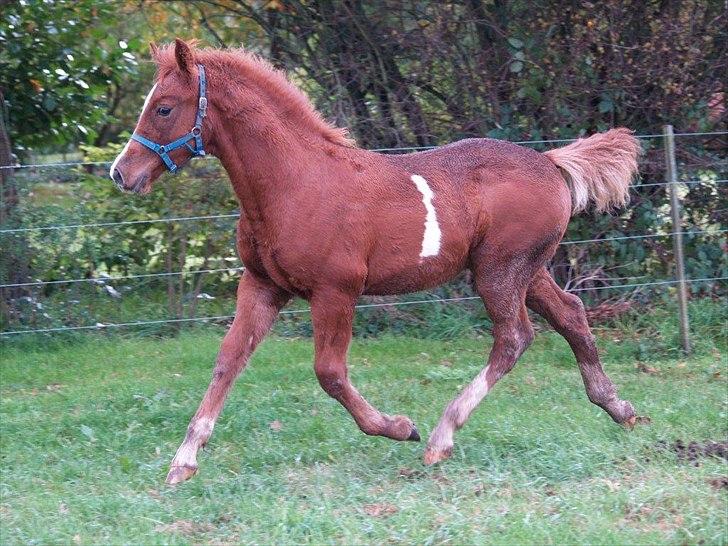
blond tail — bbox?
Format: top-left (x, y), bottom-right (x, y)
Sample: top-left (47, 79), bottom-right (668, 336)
top-left (544, 128), bottom-right (640, 215)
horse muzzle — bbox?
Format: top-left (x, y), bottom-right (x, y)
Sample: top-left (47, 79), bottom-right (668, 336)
top-left (112, 169), bottom-right (149, 194)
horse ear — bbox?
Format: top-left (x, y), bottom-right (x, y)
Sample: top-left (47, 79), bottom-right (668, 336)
top-left (174, 38), bottom-right (194, 76)
top-left (149, 41), bottom-right (159, 60)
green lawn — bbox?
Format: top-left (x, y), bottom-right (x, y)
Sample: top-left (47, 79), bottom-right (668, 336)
top-left (1, 325), bottom-right (726, 545)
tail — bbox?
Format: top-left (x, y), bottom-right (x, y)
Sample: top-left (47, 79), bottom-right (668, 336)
top-left (544, 128), bottom-right (640, 215)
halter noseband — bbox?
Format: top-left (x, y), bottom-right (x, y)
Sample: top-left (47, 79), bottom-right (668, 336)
top-left (131, 64), bottom-right (208, 174)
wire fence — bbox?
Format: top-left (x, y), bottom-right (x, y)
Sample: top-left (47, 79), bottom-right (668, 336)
top-left (1, 228), bottom-right (725, 290)
top-left (1, 130), bottom-right (726, 338)
top-left (1, 179), bottom-right (726, 235)
top-left (1, 276), bottom-right (725, 337)
top-left (1, 130), bottom-right (726, 170)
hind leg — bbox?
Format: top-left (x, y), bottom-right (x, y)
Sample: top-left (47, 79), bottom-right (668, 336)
top-left (526, 267), bottom-right (636, 425)
top-left (424, 258), bottom-right (535, 465)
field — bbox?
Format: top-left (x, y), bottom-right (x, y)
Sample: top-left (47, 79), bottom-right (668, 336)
top-left (1, 303), bottom-right (726, 545)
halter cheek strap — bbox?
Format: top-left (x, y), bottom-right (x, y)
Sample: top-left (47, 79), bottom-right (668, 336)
top-left (131, 64), bottom-right (208, 174)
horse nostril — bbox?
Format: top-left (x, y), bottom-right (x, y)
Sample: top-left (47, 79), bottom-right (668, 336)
top-left (112, 169), bottom-right (125, 187)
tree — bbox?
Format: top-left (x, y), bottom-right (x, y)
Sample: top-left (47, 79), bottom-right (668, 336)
top-left (0, 0), bottom-right (143, 155)
top-left (0, 0), bottom-right (145, 319)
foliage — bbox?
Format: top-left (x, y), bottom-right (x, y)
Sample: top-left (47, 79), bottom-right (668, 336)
top-left (0, 0), bottom-right (149, 154)
top-left (1, 1), bottom-right (726, 334)
top-left (185, 0), bottom-right (727, 289)
top-left (1, 317), bottom-right (726, 544)
top-left (190, 0), bottom-right (726, 146)
top-left (0, 144), bottom-right (240, 332)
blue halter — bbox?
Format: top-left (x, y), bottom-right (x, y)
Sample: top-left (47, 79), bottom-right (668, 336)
top-left (131, 64), bottom-right (208, 173)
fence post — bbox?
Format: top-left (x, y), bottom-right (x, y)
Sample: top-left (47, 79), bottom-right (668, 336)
top-left (663, 124), bottom-right (691, 355)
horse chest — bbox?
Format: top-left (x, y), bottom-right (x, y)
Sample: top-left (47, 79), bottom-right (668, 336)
top-left (236, 218), bottom-right (311, 295)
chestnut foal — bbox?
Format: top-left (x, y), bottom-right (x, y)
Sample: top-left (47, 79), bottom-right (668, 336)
top-left (111, 40), bottom-right (640, 484)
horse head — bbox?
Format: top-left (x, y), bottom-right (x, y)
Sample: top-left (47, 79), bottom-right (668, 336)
top-left (110, 39), bottom-right (207, 194)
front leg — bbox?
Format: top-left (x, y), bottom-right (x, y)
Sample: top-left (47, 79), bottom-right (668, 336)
top-left (166, 272), bottom-right (290, 484)
top-left (310, 289), bottom-right (420, 442)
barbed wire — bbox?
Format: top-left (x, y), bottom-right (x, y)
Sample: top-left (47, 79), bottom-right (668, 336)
top-left (1, 228), bottom-right (724, 289)
top-left (1, 179), bottom-right (725, 235)
top-left (1, 276), bottom-right (724, 337)
top-left (1, 130), bottom-right (725, 171)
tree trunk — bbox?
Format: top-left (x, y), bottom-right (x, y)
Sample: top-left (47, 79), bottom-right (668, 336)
top-left (0, 89), bottom-right (30, 325)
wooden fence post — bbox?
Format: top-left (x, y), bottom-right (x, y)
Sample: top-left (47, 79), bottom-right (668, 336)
top-left (663, 125), bottom-right (691, 355)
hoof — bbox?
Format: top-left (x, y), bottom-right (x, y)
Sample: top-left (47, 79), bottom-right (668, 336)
top-left (407, 424), bottom-right (421, 442)
top-left (423, 446), bottom-right (452, 466)
top-left (165, 464), bottom-right (198, 485)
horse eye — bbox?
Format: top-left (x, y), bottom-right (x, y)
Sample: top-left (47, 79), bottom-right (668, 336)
top-left (157, 106), bottom-right (172, 117)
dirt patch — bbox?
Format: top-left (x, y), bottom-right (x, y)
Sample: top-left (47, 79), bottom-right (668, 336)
top-left (655, 439), bottom-right (728, 465)
top-left (154, 520), bottom-right (215, 535)
top-left (707, 476), bottom-right (728, 490)
top-left (397, 467), bottom-right (426, 480)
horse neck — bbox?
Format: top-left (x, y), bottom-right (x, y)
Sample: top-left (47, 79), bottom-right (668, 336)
top-left (206, 82), bottom-right (336, 223)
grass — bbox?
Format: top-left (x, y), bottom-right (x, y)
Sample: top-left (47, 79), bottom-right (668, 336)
top-left (1, 312), bottom-right (726, 545)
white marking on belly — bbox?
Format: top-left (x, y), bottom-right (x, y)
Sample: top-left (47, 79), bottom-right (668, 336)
top-left (109, 83), bottom-right (158, 179)
top-left (410, 174), bottom-right (442, 258)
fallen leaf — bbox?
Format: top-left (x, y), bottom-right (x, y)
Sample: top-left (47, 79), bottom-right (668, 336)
top-left (363, 503), bottom-right (398, 517)
top-left (707, 476), bottom-right (728, 490)
top-left (269, 420), bottom-right (282, 432)
top-left (637, 363), bottom-right (659, 374)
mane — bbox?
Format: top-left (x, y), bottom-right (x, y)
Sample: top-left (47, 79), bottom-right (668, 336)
top-left (154, 42), bottom-right (356, 148)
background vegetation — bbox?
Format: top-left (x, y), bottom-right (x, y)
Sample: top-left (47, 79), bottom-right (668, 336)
top-left (1, 0), bottom-right (726, 335)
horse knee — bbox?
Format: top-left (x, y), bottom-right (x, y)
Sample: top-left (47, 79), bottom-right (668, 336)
top-left (213, 350), bottom-right (243, 378)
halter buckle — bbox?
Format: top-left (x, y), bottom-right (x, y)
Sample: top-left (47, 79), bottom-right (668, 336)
top-left (198, 97), bottom-right (208, 117)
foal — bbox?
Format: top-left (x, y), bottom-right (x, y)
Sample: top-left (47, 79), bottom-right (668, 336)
top-left (110, 40), bottom-right (640, 484)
